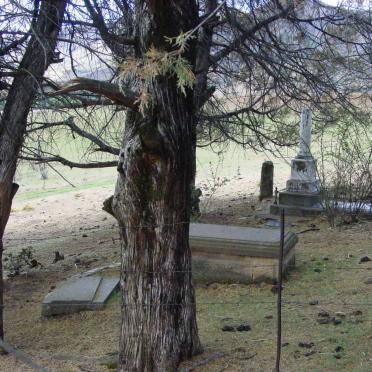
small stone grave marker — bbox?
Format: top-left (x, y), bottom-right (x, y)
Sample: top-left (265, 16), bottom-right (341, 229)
top-left (42, 276), bottom-right (119, 316)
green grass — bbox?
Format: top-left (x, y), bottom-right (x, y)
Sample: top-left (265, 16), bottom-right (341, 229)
top-left (17, 107), bottom-right (299, 203)
top-left (16, 137), bottom-right (293, 202)
top-left (16, 178), bottom-right (114, 201)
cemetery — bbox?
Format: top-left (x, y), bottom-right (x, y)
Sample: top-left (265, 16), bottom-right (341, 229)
top-left (0, 0), bottom-right (371, 371)
top-left (1, 105), bottom-right (371, 369)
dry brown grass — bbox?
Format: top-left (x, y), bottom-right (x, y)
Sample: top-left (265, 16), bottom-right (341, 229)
top-left (1, 202), bottom-right (372, 371)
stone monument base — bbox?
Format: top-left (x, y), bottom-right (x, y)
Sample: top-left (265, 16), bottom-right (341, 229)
top-left (270, 203), bottom-right (323, 217)
top-left (270, 190), bottom-right (323, 216)
top-left (279, 190), bottom-right (321, 207)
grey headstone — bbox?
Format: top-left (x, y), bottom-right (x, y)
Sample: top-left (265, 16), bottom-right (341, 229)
top-left (259, 161), bottom-right (274, 201)
top-left (42, 276), bottom-right (119, 316)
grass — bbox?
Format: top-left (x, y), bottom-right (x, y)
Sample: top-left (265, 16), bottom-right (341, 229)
top-left (35, 221), bottom-right (372, 372)
top-left (3, 214), bottom-right (371, 371)
top-left (5, 109), bottom-right (371, 370)
top-left (15, 141), bottom-right (294, 205)
top-left (97, 237), bottom-right (371, 372)
top-left (191, 227), bottom-right (372, 371)
top-left (17, 106), bottom-right (300, 203)
top-left (16, 178), bottom-right (114, 201)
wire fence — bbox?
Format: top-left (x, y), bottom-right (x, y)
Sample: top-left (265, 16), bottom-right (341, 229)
top-left (0, 212), bottom-right (371, 371)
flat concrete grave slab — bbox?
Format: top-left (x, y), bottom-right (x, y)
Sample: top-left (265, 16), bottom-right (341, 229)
top-left (42, 276), bottom-right (119, 316)
top-left (190, 223), bottom-right (297, 258)
top-left (189, 223), bottom-right (298, 282)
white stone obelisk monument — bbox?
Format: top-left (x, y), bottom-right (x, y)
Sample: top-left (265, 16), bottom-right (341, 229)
top-left (298, 108), bottom-right (313, 158)
top-left (286, 108), bottom-right (319, 194)
top-left (271, 108), bottom-right (322, 215)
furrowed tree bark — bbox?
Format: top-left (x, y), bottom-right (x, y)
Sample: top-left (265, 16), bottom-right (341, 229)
top-left (112, 1), bottom-right (202, 370)
top-left (0, 182), bottom-right (18, 339)
top-left (0, 0), bottom-right (67, 340)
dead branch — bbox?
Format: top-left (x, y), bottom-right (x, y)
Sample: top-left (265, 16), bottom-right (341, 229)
top-left (47, 78), bottom-right (138, 109)
top-left (19, 155), bottom-right (116, 169)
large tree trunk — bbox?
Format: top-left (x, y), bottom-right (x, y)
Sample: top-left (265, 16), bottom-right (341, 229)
top-left (0, 0), bottom-right (67, 339)
top-left (113, 1), bottom-right (202, 370)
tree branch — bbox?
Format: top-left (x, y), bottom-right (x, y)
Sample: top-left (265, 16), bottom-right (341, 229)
top-left (47, 77), bottom-right (138, 110)
top-left (20, 155), bottom-right (117, 169)
top-left (210, 4), bottom-right (294, 65)
top-left (27, 116), bottom-right (120, 155)
top-left (83, 0), bottom-right (136, 56)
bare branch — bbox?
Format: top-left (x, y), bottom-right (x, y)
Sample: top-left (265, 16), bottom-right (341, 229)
top-left (20, 154), bottom-right (116, 169)
top-left (210, 4), bottom-right (294, 65)
top-left (47, 78), bottom-right (138, 110)
top-left (27, 116), bottom-right (120, 155)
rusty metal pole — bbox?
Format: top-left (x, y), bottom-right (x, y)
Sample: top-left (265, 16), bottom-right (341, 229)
top-left (275, 208), bottom-right (285, 372)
